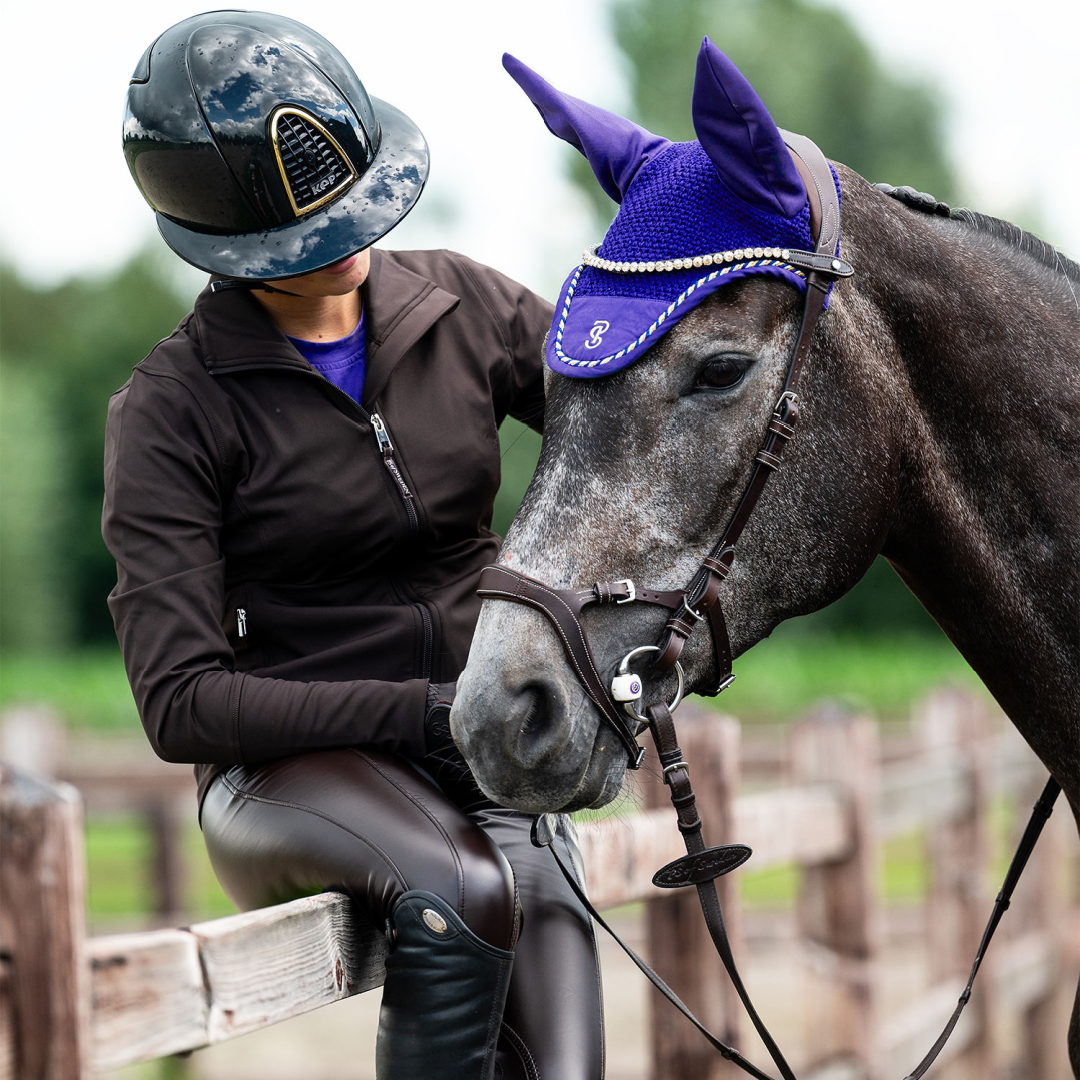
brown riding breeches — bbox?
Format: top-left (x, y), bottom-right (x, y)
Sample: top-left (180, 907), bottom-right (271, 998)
top-left (201, 749), bottom-right (605, 1080)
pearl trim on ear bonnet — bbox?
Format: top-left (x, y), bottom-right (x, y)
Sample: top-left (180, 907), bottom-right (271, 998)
top-left (504, 40), bottom-right (841, 378)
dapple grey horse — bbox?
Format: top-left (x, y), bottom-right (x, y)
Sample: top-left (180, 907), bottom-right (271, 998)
top-left (453, 47), bottom-right (1080, 1075)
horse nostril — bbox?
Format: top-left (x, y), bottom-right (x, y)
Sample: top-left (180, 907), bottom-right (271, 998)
top-left (508, 680), bottom-right (570, 765)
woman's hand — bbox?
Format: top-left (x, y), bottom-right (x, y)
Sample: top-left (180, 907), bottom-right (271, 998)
top-left (423, 683), bottom-right (498, 812)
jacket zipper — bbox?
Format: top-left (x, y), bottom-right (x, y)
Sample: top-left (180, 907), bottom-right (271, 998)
top-left (370, 412), bottom-right (419, 538)
top-left (209, 367), bottom-right (433, 677)
top-left (386, 575), bottom-right (434, 679)
top-left (369, 413), bottom-right (432, 677)
top-left (236, 608), bottom-right (247, 637)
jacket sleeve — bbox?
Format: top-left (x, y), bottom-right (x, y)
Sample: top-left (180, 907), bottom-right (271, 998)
top-left (103, 370), bottom-right (428, 767)
top-left (455, 254), bottom-right (550, 434)
top-left (505, 282), bottom-right (550, 434)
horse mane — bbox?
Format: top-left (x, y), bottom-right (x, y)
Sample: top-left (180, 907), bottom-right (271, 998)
top-left (876, 183), bottom-right (1080, 284)
top-left (949, 207), bottom-right (1080, 284)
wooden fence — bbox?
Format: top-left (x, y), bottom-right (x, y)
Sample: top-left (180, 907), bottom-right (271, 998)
top-left (1, 689), bottom-right (1076, 1080)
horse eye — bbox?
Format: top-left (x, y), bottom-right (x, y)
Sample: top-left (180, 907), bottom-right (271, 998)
top-left (695, 356), bottom-right (747, 390)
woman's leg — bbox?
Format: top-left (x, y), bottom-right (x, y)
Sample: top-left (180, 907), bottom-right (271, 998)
top-left (471, 810), bottom-right (606, 1080)
top-left (201, 749), bottom-right (518, 1080)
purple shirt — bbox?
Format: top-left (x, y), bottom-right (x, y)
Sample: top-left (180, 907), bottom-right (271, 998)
top-left (287, 308), bottom-right (367, 406)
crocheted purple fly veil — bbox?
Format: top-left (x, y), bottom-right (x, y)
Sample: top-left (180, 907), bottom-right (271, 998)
top-left (504, 40), bottom-right (839, 378)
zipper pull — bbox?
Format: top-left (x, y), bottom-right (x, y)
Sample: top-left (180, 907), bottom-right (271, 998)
top-left (370, 412), bottom-right (393, 456)
top-left (236, 608), bottom-right (248, 638)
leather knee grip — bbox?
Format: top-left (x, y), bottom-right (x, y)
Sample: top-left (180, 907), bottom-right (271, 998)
top-left (377, 891), bottom-right (514, 1080)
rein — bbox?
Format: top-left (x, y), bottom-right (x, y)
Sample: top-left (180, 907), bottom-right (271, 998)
top-left (477, 133), bottom-right (1062, 1078)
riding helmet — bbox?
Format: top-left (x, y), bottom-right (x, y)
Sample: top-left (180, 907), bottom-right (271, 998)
top-left (123, 11), bottom-right (429, 279)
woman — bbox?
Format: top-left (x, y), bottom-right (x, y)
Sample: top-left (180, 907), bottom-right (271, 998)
top-left (105, 12), bottom-right (604, 1079)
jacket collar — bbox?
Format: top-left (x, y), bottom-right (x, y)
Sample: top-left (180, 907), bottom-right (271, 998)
top-left (194, 249), bottom-right (460, 401)
top-left (360, 249), bottom-right (459, 404)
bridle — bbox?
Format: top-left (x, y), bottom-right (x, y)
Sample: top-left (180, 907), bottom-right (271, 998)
top-left (476, 133), bottom-right (1061, 1080)
top-left (477, 130), bottom-right (852, 775)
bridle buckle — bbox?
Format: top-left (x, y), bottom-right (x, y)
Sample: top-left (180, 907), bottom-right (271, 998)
top-left (773, 390), bottom-right (800, 421)
top-left (614, 578), bottom-right (637, 604)
top-left (680, 597), bottom-right (705, 623)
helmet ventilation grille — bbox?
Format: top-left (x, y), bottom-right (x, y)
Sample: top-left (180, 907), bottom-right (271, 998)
top-left (271, 108), bottom-right (357, 217)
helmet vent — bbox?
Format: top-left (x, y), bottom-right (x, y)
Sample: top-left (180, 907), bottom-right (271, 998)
top-left (271, 108), bottom-right (357, 217)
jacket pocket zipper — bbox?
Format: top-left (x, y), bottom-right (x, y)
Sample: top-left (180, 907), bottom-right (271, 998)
top-left (236, 608), bottom-right (248, 638)
top-left (389, 576), bottom-right (434, 680)
top-left (370, 412), bottom-right (418, 537)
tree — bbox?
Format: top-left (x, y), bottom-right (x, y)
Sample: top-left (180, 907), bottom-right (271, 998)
top-left (0, 255), bottom-right (192, 644)
top-left (572, 0), bottom-right (956, 228)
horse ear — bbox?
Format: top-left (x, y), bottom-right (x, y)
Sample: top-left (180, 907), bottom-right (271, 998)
top-left (503, 53), bottom-right (670, 204)
top-left (692, 38), bottom-right (807, 218)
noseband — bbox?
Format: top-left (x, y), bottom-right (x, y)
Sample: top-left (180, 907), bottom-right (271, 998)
top-left (479, 132), bottom-right (853, 771)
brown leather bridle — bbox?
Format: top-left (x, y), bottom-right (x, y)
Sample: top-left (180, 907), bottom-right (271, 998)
top-left (479, 131), bottom-right (853, 773)
top-left (475, 133), bottom-right (1062, 1080)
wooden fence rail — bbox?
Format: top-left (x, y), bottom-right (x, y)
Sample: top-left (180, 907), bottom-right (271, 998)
top-left (1, 689), bottom-right (1076, 1080)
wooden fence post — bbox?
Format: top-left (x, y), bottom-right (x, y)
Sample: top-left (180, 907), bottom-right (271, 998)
top-left (1011, 763), bottom-right (1067, 1080)
top-left (915, 689), bottom-right (993, 1080)
top-left (0, 765), bottom-right (91, 1080)
top-left (143, 795), bottom-right (188, 921)
top-left (790, 704), bottom-right (881, 1077)
top-left (644, 706), bottom-right (743, 1080)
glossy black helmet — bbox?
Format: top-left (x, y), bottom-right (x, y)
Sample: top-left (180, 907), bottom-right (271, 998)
top-left (123, 11), bottom-right (429, 279)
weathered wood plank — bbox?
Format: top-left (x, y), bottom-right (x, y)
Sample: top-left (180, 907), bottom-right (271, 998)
top-left (996, 931), bottom-right (1052, 1014)
top-left (733, 785), bottom-right (848, 868)
top-left (0, 766), bottom-right (90, 1080)
top-left (190, 893), bottom-right (387, 1043)
top-left (577, 783), bottom-right (848, 909)
top-left (878, 753), bottom-right (970, 839)
top-left (88, 929), bottom-right (207, 1070)
top-left (917, 689), bottom-right (993, 1079)
top-left (0, 958), bottom-right (15, 1080)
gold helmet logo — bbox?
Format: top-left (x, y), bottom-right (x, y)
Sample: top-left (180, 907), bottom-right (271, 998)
top-left (270, 107), bottom-right (357, 218)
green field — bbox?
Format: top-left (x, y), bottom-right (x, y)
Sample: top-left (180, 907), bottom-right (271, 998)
top-left (0, 628), bottom-right (988, 736)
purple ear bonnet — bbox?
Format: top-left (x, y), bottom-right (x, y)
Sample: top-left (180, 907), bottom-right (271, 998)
top-left (505, 40), bottom-right (840, 377)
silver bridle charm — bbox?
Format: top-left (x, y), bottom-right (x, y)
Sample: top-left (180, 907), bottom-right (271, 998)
top-left (612, 645), bottom-right (685, 723)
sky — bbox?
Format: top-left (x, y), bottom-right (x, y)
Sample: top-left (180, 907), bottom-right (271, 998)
top-left (2, 0), bottom-right (1076, 300)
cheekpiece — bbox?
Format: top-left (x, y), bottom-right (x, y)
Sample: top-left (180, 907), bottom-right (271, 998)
top-left (504, 40), bottom-right (841, 378)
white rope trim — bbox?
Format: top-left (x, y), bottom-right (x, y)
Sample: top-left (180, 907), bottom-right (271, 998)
top-left (553, 258), bottom-right (807, 369)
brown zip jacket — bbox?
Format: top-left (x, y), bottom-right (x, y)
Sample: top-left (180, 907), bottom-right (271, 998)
top-left (102, 248), bottom-right (550, 807)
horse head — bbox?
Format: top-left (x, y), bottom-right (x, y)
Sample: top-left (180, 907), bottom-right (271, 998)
top-left (452, 40), bottom-right (1080, 821)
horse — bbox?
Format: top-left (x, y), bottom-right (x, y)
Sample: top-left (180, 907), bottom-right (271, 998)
top-left (451, 40), bottom-right (1080, 1074)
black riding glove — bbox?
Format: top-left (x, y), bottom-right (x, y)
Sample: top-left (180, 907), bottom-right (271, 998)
top-left (422, 682), bottom-right (497, 812)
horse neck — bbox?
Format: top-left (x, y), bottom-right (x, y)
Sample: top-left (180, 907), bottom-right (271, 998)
top-left (850, 194), bottom-right (1080, 726)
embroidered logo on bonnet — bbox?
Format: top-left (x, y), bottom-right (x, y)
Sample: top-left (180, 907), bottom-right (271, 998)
top-left (504, 39), bottom-right (840, 378)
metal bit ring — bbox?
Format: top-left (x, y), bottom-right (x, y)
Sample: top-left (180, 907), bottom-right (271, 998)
top-left (616, 645), bottom-right (685, 723)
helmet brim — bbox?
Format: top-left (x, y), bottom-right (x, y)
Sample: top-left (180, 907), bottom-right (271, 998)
top-left (156, 98), bottom-right (428, 280)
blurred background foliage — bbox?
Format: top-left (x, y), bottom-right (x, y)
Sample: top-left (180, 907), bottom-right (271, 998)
top-left (1, 255), bottom-right (189, 649)
top-left (2, 0), bottom-right (963, 733)
top-left (571, 0), bottom-right (957, 227)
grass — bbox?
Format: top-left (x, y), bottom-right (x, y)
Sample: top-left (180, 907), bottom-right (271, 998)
top-left (699, 626), bottom-right (989, 725)
top-left (0, 643), bottom-right (139, 732)
top-left (0, 631), bottom-right (987, 735)
top-left (85, 815), bottom-right (236, 926)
